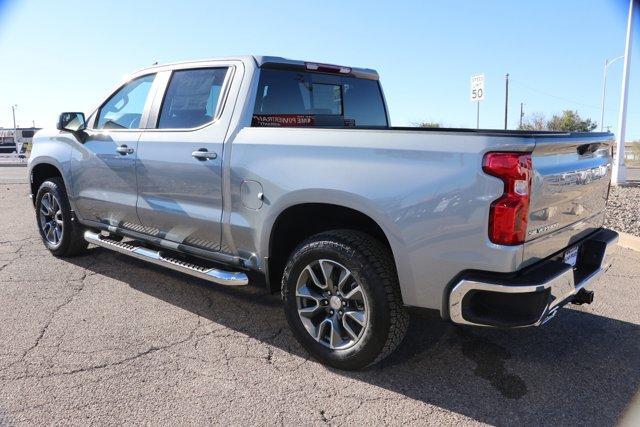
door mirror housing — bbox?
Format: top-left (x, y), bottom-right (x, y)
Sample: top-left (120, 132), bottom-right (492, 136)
top-left (57, 112), bottom-right (86, 132)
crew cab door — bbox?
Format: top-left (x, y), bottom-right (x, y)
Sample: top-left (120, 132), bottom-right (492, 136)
top-left (135, 63), bottom-right (238, 252)
top-left (70, 73), bottom-right (157, 229)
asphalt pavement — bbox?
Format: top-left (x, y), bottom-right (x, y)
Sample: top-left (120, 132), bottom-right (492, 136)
top-left (0, 163), bottom-right (28, 184)
top-left (0, 166), bottom-right (639, 425)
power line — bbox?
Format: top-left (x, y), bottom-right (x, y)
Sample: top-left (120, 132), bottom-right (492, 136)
top-left (510, 78), bottom-right (638, 115)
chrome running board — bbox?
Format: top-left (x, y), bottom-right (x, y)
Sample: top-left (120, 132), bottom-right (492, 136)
top-left (84, 231), bottom-right (249, 286)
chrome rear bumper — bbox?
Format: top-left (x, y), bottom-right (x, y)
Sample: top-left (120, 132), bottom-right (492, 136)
top-left (448, 228), bottom-right (618, 328)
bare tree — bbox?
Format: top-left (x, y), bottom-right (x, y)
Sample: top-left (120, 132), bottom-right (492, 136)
top-left (518, 113), bottom-right (547, 131)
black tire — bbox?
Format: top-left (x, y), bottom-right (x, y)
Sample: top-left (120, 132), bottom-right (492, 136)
top-left (35, 177), bottom-right (88, 257)
top-left (282, 230), bottom-right (408, 370)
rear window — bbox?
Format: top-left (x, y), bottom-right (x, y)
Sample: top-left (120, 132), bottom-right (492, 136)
top-left (253, 69), bottom-right (388, 128)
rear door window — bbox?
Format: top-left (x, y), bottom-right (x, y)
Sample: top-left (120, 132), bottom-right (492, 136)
top-left (253, 69), bottom-right (388, 127)
top-left (158, 68), bottom-right (229, 129)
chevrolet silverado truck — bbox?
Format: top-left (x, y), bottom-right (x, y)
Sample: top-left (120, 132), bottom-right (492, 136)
top-left (29, 56), bottom-right (618, 370)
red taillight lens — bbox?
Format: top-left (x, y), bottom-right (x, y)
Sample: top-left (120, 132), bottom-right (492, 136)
top-left (482, 152), bottom-right (532, 245)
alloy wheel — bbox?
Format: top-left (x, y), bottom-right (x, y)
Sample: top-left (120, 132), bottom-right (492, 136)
top-left (296, 259), bottom-right (369, 350)
top-left (39, 192), bottom-right (64, 246)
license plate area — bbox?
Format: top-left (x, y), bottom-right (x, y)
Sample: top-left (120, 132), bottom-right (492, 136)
top-left (563, 245), bottom-right (579, 268)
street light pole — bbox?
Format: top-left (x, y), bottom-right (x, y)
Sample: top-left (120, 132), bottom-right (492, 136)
top-left (600, 55), bottom-right (624, 132)
top-left (612, 0), bottom-right (635, 186)
top-left (504, 73), bottom-right (509, 130)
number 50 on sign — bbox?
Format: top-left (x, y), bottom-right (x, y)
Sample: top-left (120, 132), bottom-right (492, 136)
top-left (470, 74), bottom-right (485, 102)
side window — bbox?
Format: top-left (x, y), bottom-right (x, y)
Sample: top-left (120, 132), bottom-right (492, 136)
top-left (157, 68), bottom-right (229, 129)
top-left (96, 74), bottom-right (155, 129)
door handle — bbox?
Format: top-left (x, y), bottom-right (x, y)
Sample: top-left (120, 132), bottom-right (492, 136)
top-left (116, 145), bottom-right (134, 155)
top-left (192, 148), bottom-right (218, 160)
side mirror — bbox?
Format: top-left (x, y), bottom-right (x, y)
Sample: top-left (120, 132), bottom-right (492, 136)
top-left (57, 112), bottom-right (86, 132)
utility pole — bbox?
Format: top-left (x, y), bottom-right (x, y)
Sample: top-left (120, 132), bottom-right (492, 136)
top-left (519, 102), bottom-right (524, 129)
top-left (612, 0), bottom-right (635, 186)
top-left (11, 105), bottom-right (17, 131)
top-left (504, 73), bottom-right (509, 130)
top-left (11, 104), bottom-right (20, 155)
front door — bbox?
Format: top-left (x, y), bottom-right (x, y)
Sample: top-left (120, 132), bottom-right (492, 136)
top-left (70, 74), bottom-right (156, 229)
top-left (135, 66), bottom-right (231, 252)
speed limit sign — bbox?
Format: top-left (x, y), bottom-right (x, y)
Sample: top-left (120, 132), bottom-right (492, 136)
top-left (470, 74), bottom-right (485, 102)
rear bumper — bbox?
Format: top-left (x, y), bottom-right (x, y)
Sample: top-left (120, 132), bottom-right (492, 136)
top-left (448, 228), bottom-right (618, 328)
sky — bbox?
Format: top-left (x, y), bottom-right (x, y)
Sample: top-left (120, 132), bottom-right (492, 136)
top-left (0, 0), bottom-right (638, 139)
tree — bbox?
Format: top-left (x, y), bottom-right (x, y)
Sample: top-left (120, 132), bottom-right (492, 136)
top-left (547, 110), bottom-right (597, 132)
top-left (518, 113), bottom-right (547, 131)
top-left (518, 110), bottom-right (597, 132)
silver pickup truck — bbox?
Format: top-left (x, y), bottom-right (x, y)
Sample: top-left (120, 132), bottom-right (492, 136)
top-left (29, 56), bottom-right (618, 370)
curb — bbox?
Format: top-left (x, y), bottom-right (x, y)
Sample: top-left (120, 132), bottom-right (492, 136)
top-left (617, 231), bottom-right (640, 252)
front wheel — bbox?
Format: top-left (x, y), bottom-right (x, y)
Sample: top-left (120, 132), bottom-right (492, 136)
top-left (35, 177), bottom-right (88, 257)
top-left (282, 230), bottom-right (408, 370)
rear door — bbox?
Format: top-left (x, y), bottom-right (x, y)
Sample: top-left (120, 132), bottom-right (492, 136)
top-left (70, 73), bottom-right (157, 229)
top-left (523, 133), bottom-right (613, 263)
top-left (135, 63), bottom-right (237, 252)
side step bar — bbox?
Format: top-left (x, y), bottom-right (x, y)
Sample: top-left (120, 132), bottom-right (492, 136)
top-left (84, 231), bottom-right (249, 286)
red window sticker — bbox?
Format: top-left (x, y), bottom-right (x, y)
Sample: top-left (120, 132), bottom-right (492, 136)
top-left (252, 114), bottom-right (315, 127)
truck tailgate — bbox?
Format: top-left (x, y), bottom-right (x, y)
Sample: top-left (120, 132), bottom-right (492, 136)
top-left (523, 133), bottom-right (613, 265)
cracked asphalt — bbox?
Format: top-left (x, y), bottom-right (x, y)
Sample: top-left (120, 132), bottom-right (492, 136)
top-left (1, 166), bottom-right (640, 425)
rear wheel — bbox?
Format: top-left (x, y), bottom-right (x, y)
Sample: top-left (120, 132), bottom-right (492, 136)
top-left (282, 230), bottom-right (408, 370)
top-left (35, 177), bottom-right (88, 257)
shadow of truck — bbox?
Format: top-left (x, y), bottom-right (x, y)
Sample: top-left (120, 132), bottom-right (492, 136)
top-left (67, 247), bottom-right (640, 426)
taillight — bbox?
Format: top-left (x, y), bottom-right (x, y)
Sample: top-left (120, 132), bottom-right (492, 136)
top-left (482, 152), bottom-right (532, 245)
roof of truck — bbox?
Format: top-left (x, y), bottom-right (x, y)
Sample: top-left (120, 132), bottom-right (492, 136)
top-left (136, 55), bottom-right (379, 80)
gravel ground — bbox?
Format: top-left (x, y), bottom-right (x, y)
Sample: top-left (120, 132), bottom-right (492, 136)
top-left (605, 185), bottom-right (640, 237)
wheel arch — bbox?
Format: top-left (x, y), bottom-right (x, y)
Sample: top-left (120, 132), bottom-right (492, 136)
top-left (264, 197), bottom-right (406, 297)
top-left (30, 162), bottom-right (65, 206)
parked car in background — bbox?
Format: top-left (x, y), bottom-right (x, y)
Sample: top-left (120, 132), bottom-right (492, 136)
top-left (28, 56), bottom-right (618, 369)
top-left (0, 135), bottom-right (16, 154)
top-left (0, 128), bottom-right (39, 155)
